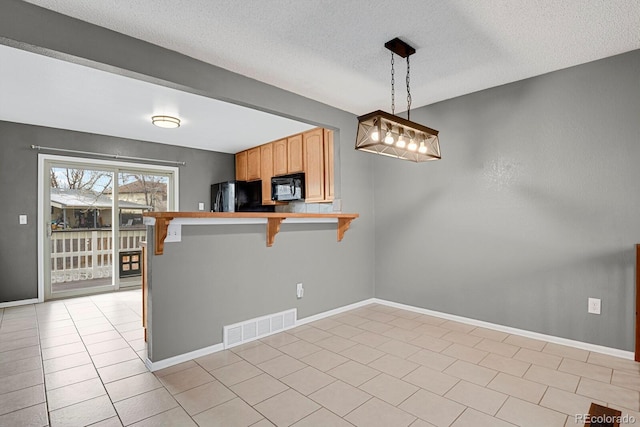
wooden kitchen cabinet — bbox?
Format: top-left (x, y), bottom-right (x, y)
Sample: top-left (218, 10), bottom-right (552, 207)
top-left (303, 128), bottom-right (325, 202)
top-left (287, 134), bottom-right (304, 173)
top-left (323, 129), bottom-right (335, 201)
top-left (235, 151), bottom-right (247, 181)
top-left (246, 147), bottom-right (261, 181)
top-left (273, 139), bottom-right (288, 176)
top-left (237, 127), bottom-right (334, 203)
top-left (260, 143), bottom-right (275, 205)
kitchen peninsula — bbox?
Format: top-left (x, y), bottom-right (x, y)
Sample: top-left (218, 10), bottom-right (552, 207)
top-left (143, 211), bottom-right (359, 254)
top-left (141, 210), bottom-right (361, 368)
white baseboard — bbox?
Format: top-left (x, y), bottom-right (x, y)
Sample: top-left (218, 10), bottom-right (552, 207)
top-left (146, 343), bottom-right (224, 372)
top-left (144, 296), bottom-right (635, 372)
top-left (372, 298), bottom-right (635, 361)
top-left (0, 298), bottom-right (39, 309)
top-left (296, 298), bottom-right (377, 326)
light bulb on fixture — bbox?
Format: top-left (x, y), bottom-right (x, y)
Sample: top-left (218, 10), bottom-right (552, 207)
top-left (370, 119), bottom-right (381, 141)
top-left (151, 115), bottom-right (180, 129)
top-left (384, 124), bottom-right (395, 145)
top-left (383, 131), bottom-right (394, 145)
top-left (395, 128), bottom-right (405, 147)
top-left (396, 128), bottom-right (407, 148)
top-left (407, 130), bottom-right (417, 151)
top-left (418, 141), bottom-right (427, 154)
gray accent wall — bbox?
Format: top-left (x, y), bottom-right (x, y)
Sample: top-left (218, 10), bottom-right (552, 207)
top-left (374, 50), bottom-right (640, 351)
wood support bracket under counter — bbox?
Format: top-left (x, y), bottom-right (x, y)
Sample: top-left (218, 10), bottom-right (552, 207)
top-left (143, 212), bottom-right (359, 255)
top-left (266, 217), bottom-right (284, 247)
top-left (153, 216), bottom-right (174, 255)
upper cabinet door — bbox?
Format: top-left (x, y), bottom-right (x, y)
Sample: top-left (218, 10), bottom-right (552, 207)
top-left (287, 134), bottom-right (304, 173)
top-left (246, 147), bottom-right (261, 181)
top-left (235, 151), bottom-right (247, 181)
top-left (273, 139), bottom-right (288, 176)
top-left (261, 143), bottom-right (275, 205)
top-left (303, 128), bottom-right (324, 202)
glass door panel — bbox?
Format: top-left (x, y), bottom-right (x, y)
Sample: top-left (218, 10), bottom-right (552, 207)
top-left (117, 171), bottom-right (171, 288)
top-left (48, 165), bottom-right (115, 297)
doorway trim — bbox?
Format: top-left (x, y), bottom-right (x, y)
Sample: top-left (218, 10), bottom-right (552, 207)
top-left (38, 153), bottom-right (180, 302)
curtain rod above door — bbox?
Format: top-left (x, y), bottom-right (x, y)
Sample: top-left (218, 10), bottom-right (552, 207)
top-left (31, 145), bottom-right (186, 166)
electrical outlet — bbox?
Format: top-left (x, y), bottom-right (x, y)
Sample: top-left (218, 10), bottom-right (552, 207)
top-left (296, 283), bottom-right (304, 299)
top-left (164, 223), bottom-right (182, 242)
top-left (198, 202), bottom-right (205, 211)
top-left (19, 214), bottom-right (27, 225)
top-left (588, 298), bottom-right (601, 315)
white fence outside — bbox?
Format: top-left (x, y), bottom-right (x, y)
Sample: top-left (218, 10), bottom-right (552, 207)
top-left (50, 228), bottom-right (146, 283)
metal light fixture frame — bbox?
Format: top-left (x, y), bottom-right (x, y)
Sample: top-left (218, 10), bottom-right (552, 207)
top-left (356, 38), bottom-right (441, 162)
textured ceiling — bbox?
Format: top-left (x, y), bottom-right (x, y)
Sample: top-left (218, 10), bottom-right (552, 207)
top-left (22, 0), bottom-right (640, 115)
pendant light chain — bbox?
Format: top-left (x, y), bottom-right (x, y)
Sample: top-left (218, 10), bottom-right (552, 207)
top-left (406, 56), bottom-right (412, 121)
top-left (390, 52), bottom-right (395, 115)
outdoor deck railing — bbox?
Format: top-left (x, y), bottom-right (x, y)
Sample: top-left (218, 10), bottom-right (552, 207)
top-left (50, 228), bottom-right (146, 283)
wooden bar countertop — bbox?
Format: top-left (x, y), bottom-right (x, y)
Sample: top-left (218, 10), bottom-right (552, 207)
top-left (143, 212), bottom-right (359, 254)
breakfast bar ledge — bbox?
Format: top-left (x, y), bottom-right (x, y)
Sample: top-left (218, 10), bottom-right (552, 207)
top-left (143, 212), bottom-right (359, 255)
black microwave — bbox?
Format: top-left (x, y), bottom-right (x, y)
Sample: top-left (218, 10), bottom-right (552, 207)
top-left (271, 173), bottom-right (305, 201)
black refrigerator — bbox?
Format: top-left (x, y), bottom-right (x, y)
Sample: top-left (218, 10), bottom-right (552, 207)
top-left (211, 180), bottom-right (275, 212)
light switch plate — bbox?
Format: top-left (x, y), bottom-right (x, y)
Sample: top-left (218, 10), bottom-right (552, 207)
top-left (198, 202), bottom-right (205, 211)
top-left (588, 297), bottom-right (601, 315)
top-left (19, 214), bottom-right (27, 225)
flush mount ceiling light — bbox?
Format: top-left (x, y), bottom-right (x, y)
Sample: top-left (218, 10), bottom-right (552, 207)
top-left (356, 38), bottom-right (441, 162)
top-left (151, 115), bottom-right (181, 129)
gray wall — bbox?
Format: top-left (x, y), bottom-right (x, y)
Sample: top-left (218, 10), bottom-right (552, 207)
top-left (1, 1), bottom-right (376, 361)
top-left (0, 121), bottom-right (234, 303)
top-left (374, 50), bottom-right (640, 351)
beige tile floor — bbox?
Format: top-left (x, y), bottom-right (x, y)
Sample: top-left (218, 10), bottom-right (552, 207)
top-left (1, 290), bottom-right (640, 426)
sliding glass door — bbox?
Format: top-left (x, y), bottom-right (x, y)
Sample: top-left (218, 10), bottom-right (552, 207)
top-left (41, 155), bottom-right (178, 300)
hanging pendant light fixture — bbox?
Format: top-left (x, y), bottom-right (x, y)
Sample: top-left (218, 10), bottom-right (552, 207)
top-left (356, 38), bottom-right (441, 162)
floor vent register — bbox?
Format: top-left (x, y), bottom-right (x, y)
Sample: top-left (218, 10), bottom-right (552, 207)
top-left (584, 403), bottom-right (622, 427)
top-left (223, 308), bottom-right (297, 349)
